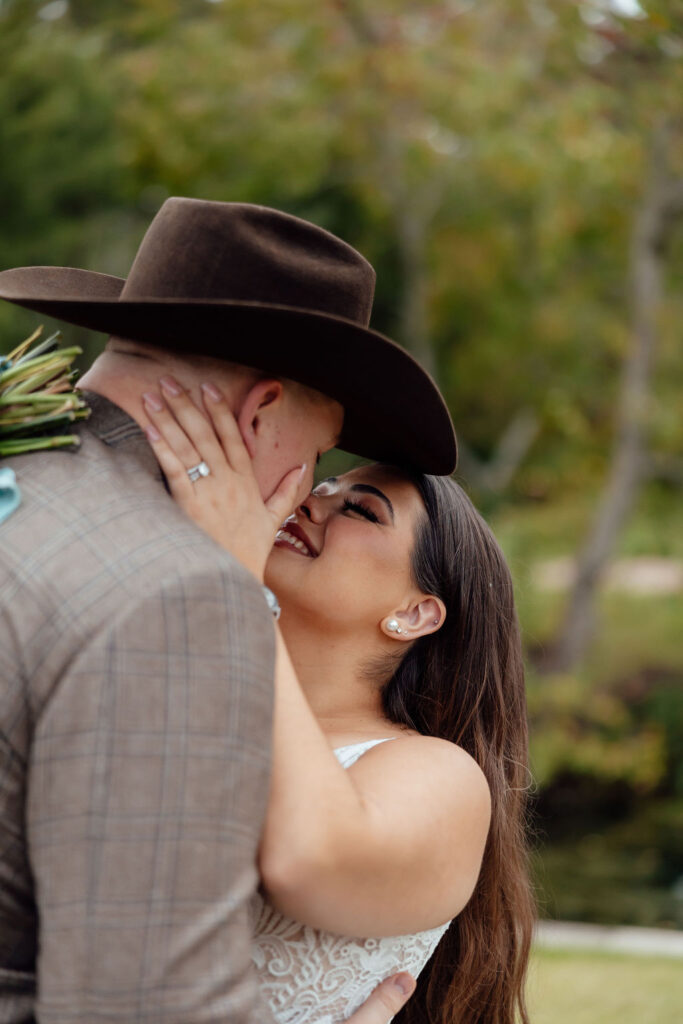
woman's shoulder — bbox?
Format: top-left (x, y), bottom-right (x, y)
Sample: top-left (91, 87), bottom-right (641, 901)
top-left (335, 730), bottom-right (491, 805)
top-left (376, 731), bottom-right (488, 776)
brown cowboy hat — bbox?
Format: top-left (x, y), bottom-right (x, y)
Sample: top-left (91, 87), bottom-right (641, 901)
top-left (0, 197), bottom-right (456, 473)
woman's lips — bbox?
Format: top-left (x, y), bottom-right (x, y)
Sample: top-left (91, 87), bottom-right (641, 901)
top-left (274, 521), bottom-right (318, 558)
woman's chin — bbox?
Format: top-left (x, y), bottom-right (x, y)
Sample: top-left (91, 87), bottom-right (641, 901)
top-left (264, 549), bottom-right (304, 591)
top-left (265, 544), bottom-right (314, 579)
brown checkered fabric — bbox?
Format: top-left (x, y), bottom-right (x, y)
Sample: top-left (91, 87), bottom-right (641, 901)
top-left (0, 395), bottom-right (276, 1023)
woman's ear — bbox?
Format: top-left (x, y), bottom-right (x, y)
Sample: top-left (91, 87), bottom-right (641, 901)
top-left (380, 596), bottom-right (447, 642)
top-left (236, 379), bottom-right (284, 458)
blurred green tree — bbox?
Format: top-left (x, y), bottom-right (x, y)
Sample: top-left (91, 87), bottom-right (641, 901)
top-left (1, 3), bottom-right (682, 923)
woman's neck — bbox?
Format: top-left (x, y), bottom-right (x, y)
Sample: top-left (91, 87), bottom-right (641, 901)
top-left (278, 613), bottom-right (386, 737)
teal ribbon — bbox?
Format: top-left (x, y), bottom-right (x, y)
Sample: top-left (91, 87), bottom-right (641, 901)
top-left (0, 467), bottom-right (21, 524)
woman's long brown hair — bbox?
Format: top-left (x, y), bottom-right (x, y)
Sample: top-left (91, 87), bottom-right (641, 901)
top-left (382, 474), bottom-right (534, 1024)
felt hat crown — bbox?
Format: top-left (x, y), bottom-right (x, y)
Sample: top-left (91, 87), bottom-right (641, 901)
top-left (0, 198), bottom-right (456, 473)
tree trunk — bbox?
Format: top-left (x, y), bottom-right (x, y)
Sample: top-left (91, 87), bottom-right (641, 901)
top-left (334, 2), bottom-right (443, 382)
top-left (542, 124), bottom-right (683, 673)
top-left (457, 409), bottom-right (540, 494)
top-left (393, 203), bottom-right (437, 379)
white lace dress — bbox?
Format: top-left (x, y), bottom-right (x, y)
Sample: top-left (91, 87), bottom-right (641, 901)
top-left (251, 739), bottom-right (452, 1024)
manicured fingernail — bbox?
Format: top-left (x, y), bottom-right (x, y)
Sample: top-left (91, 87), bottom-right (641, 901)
top-left (143, 391), bottom-right (163, 412)
top-left (201, 382), bottom-right (222, 402)
top-left (159, 375), bottom-right (182, 397)
top-left (297, 463), bottom-right (308, 483)
top-left (392, 973), bottom-right (415, 997)
top-left (145, 425), bottom-right (160, 442)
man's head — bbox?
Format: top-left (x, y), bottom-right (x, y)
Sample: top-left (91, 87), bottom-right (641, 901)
top-left (79, 337), bottom-right (343, 500)
top-left (0, 198), bottom-right (456, 474)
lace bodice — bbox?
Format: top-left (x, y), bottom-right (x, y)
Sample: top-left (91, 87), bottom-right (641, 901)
top-left (251, 739), bottom-right (451, 1023)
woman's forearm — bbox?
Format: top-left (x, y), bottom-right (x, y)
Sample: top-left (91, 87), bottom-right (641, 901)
top-left (258, 628), bottom-right (369, 899)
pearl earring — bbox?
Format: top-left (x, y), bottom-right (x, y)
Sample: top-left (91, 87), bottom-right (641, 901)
top-left (386, 618), bottom-right (407, 636)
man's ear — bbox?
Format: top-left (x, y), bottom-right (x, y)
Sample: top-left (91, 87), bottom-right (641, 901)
top-left (380, 595), bottom-right (447, 642)
top-left (236, 379), bottom-right (284, 458)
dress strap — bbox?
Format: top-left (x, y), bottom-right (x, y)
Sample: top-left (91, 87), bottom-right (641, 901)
top-left (333, 737), bottom-right (396, 769)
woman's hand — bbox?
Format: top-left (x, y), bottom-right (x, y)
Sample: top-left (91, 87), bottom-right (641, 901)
top-left (142, 376), bottom-right (306, 581)
top-left (345, 973), bottom-right (415, 1023)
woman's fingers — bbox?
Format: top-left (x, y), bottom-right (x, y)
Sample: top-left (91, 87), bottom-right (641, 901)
top-left (200, 382), bottom-right (253, 475)
top-left (143, 389), bottom-right (205, 472)
top-left (144, 422), bottom-right (195, 501)
top-left (144, 377), bottom-right (253, 486)
top-left (264, 462), bottom-right (308, 529)
top-left (141, 375), bottom-right (279, 580)
top-left (151, 376), bottom-right (228, 471)
top-left (344, 973), bottom-right (416, 1024)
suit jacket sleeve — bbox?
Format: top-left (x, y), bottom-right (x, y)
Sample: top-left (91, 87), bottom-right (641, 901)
top-left (26, 563), bottom-right (276, 1024)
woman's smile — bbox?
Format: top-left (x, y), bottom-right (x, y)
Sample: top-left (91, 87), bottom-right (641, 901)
top-left (274, 521), bottom-right (319, 558)
top-left (270, 472), bottom-right (398, 568)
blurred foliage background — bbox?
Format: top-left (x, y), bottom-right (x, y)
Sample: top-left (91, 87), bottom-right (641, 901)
top-left (1, 0), bottom-right (682, 928)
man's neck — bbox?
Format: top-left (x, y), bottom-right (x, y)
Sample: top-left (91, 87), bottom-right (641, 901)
top-left (78, 346), bottom-right (243, 430)
top-left (77, 345), bottom-right (165, 428)
top-left (81, 381), bottom-right (147, 430)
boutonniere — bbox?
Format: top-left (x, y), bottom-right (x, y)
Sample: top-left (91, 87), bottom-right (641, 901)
top-left (0, 327), bottom-right (90, 458)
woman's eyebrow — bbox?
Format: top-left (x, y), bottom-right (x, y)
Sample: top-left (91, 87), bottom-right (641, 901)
top-left (314, 476), bottom-right (338, 493)
top-left (349, 484), bottom-right (394, 522)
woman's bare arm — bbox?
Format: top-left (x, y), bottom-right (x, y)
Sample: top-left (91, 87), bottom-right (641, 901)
top-left (259, 627), bottom-right (490, 936)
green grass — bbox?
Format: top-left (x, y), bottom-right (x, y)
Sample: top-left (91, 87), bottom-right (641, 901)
top-left (528, 948), bottom-right (683, 1024)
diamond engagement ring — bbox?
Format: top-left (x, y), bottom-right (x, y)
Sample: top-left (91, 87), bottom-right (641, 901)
top-left (187, 461), bottom-right (211, 482)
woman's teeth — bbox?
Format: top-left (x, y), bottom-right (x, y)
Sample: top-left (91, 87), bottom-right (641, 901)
top-left (275, 529), bottom-right (314, 557)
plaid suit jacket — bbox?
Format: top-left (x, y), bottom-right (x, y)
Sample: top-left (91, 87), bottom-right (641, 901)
top-left (0, 394), bottom-right (276, 1023)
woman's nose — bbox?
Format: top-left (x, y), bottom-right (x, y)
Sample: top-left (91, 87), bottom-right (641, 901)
top-left (298, 492), bottom-right (326, 523)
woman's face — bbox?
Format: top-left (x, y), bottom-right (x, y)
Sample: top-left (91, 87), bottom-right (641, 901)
top-left (264, 464), bottom-right (427, 631)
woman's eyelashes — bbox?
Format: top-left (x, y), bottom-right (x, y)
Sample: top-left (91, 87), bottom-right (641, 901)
top-left (341, 498), bottom-right (380, 523)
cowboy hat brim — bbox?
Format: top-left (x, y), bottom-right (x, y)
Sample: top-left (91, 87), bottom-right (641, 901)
top-left (0, 265), bottom-right (456, 474)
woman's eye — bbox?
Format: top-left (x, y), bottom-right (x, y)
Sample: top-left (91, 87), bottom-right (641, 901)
top-left (342, 498), bottom-right (379, 523)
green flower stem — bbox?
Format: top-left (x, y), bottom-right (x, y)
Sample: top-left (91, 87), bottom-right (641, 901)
top-left (0, 328), bottom-right (88, 458)
top-left (0, 392), bottom-right (82, 408)
top-left (10, 331), bottom-right (61, 366)
top-left (1, 354), bottom-right (82, 394)
top-left (0, 435), bottom-right (80, 457)
top-left (0, 406), bottom-right (88, 425)
top-left (3, 326), bottom-right (43, 365)
top-left (0, 412), bottom-right (83, 437)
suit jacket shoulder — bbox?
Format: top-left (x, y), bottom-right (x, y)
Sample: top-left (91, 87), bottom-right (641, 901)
top-left (0, 419), bottom-right (271, 711)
